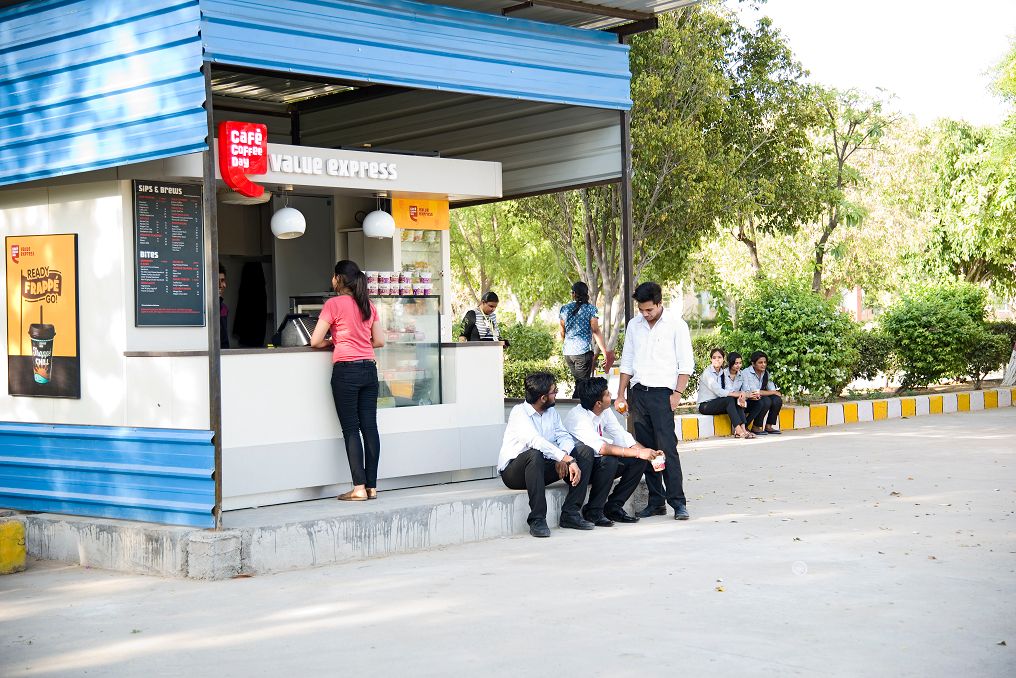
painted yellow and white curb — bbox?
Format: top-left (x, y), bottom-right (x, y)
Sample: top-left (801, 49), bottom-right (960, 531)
top-left (0, 517), bottom-right (27, 575)
top-left (676, 387), bottom-right (1015, 442)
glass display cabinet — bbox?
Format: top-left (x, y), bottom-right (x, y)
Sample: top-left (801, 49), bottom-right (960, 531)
top-left (374, 295), bottom-right (441, 408)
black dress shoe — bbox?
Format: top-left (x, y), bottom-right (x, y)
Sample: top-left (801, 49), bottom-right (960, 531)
top-left (674, 504), bottom-right (690, 521)
top-left (529, 519), bottom-right (551, 537)
top-left (590, 516), bottom-right (615, 527)
top-left (559, 514), bottom-right (596, 530)
top-left (635, 505), bottom-right (667, 518)
top-left (604, 509), bottom-right (639, 523)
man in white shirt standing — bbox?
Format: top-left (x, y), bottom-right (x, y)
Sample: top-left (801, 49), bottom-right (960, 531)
top-left (566, 377), bottom-right (664, 526)
top-left (498, 372), bottom-right (596, 537)
top-left (614, 282), bottom-right (695, 521)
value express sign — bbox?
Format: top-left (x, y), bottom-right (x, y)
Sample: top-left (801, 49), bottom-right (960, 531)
top-left (217, 121), bottom-right (400, 197)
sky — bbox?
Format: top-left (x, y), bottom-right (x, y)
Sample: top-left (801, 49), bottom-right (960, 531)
top-left (734, 0), bottom-right (1016, 126)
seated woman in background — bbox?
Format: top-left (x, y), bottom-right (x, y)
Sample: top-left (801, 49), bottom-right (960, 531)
top-left (696, 348), bottom-right (754, 439)
top-left (459, 291), bottom-right (501, 342)
top-left (741, 350), bottom-right (783, 435)
top-left (726, 351), bottom-right (749, 414)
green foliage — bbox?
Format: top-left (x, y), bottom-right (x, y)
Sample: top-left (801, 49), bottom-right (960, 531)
top-left (502, 360), bottom-right (571, 400)
top-left (724, 280), bottom-right (859, 400)
top-left (988, 320), bottom-right (1016, 346)
top-left (850, 329), bottom-right (894, 382)
top-left (965, 326), bottom-right (1012, 389)
top-left (502, 322), bottom-right (556, 362)
top-left (920, 120), bottom-right (1016, 296)
top-left (879, 284), bottom-right (985, 389)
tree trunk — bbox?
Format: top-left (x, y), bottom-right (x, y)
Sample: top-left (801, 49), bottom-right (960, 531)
top-left (812, 210), bottom-right (838, 293)
top-left (736, 222), bottom-right (762, 273)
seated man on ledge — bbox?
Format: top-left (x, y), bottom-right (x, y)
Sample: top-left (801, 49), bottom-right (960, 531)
top-left (498, 372), bottom-right (595, 538)
top-left (566, 377), bottom-right (663, 527)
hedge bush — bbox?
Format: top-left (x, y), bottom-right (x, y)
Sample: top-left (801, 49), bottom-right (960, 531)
top-left (878, 283), bottom-right (994, 390)
top-left (850, 329), bottom-right (894, 382)
top-left (965, 326), bottom-right (1013, 389)
top-left (502, 322), bottom-right (556, 362)
top-left (724, 280), bottom-right (858, 401)
top-left (503, 359), bottom-right (571, 399)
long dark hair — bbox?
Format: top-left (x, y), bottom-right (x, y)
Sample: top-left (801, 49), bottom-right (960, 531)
top-left (334, 260), bottom-right (371, 321)
top-left (570, 281), bottom-right (589, 317)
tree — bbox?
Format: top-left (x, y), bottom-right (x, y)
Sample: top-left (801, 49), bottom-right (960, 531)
top-left (518, 5), bottom-right (747, 347)
top-left (450, 202), bottom-right (569, 323)
top-left (919, 120), bottom-right (1016, 295)
top-left (717, 16), bottom-right (822, 272)
top-left (811, 88), bottom-right (896, 294)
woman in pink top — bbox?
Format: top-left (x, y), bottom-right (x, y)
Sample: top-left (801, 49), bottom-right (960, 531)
top-left (310, 260), bottom-right (386, 501)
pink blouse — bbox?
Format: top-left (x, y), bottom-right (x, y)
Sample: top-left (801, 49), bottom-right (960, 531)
top-left (319, 295), bottom-right (378, 363)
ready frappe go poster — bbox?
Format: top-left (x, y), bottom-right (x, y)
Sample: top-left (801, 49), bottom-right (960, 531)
top-left (5, 234), bottom-right (80, 398)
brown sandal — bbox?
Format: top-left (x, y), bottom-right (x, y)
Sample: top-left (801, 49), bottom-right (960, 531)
top-left (337, 490), bottom-right (368, 501)
top-left (367, 488), bottom-right (378, 500)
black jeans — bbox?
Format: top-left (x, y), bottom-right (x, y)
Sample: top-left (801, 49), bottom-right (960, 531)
top-left (564, 351), bottom-right (595, 395)
top-left (630, 385), bottom-right (686, 509)
top-left (746, 394), bottom-right (783, 429)
top-left (330, 360), bottom-right (381, 488)
top-left (698, 396), bottom-right (747, 428)
top-left (500, 444), bottom-right (595, 525)
top-left (584, 455), bottom-right (647, 519)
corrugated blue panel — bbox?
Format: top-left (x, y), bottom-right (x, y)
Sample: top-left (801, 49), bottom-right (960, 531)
top-left (0, 0), bottom-right (208, 187)
top-left (0, 422), bottom-right (214, 527)
top-left (201, 0), bottom-right (631, 110)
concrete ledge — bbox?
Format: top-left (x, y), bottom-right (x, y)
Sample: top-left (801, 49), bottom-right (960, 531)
top-left (20, 481), bottom-right (648, 579)
top-left (675, 387), bottom-right (1015, 441)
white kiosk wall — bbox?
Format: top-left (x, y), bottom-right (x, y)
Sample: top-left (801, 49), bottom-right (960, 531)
top-left (0, 180), bottom-right (209, 430)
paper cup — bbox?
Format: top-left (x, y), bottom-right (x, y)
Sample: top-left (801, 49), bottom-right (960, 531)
top-left (367, 282), bottom-right (379, 296)
top-left (651, 455), bottom-right (666, 473)
top-left (366, 270), bottom-right (379, 283)
top-left (418, 270), bottom-right (432, 283)
top-left (399, 271), bottom-right (412, 284)
top-left (400, 283), bottom-right (413, 295)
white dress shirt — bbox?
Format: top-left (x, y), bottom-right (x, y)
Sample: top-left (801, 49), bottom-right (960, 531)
top-left (497, 402), bottom-right (575, 472)
top-left (565, 405), bottom-right (636, 457)
top-left (696, 366), bottom-right (733, 403)
top-left (619, 308), bottom-right (695, 388)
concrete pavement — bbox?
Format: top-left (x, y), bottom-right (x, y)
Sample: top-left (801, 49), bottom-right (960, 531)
top-left (1, 408), bottom-right (1014, 677)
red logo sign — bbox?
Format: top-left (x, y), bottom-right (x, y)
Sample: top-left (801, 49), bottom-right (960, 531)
top-left (409, 206), bottom-right (418, 222)
top-left (218, 121), bottom-right (268, 198)
top-left (10, 244), bottom-right (19, 263)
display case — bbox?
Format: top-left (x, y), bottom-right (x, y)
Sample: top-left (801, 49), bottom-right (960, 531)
top-left (399, 228), bottom-right (442, 299)
top-left (374, 295), bottom-right (442, 408)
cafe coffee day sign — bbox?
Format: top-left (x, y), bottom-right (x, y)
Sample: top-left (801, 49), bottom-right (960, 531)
top-left (5, 234), bottom-right (80, 398)
top-left (392, 198), bottom-right (449, 231)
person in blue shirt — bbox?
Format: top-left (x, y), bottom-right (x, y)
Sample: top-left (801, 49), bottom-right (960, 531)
top-left (559, 282), bottom-right (611, 395)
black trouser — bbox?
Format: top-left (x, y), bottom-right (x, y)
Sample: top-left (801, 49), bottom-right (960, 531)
top-left (330, 360), bottom-right (381, 488)
top-left (583, 455), bottom-right (647, 519)
top-left (630, 385), bottom-right (686, 509)
top-left (746, 394), bottom-right (783, 429)
top-left (500, 444), bottom-right (595, 525)
top-left (564, 351), bottom-right (595, 395)
top-left (698, 396), bottom-right (747, 428)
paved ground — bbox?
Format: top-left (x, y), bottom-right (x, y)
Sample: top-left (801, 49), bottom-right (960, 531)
top-left (2, 409), bottom-right (1014, 677)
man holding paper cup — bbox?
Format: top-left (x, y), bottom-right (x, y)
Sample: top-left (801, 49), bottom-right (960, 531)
top-left (566, 377), bottom-right (664, 526)
top-left (614, 282), bottom-right (695, 521)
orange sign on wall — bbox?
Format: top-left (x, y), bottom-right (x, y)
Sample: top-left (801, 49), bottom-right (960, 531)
top-left (392, 198), bottom-right (449, 231)
top-left (5, 234), bottom-right (80, 398)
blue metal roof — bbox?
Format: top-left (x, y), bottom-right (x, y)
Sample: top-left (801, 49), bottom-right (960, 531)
top-left (0, 422), bottom-right (215, 527)
top-left (0, 0), bottom-right (208, 187)
top-left (201, 0), bottom-right (631, 110)
top-left (0, 0), bottom-right (631, 187)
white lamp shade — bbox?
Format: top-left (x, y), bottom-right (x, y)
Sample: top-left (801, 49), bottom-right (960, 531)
top-left (271, 207), bottom-right (306, 239)
top-left (362, 209), bottom-right (396, 239)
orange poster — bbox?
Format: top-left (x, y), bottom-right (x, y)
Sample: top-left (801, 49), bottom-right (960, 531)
top-left (5, 234), bottom-right (80, 398)
top-left (392, 197), bottom-right (449, 231)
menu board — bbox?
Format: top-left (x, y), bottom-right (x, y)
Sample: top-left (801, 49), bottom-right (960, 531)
top-left (133, 181), bottom-right (205, 326)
